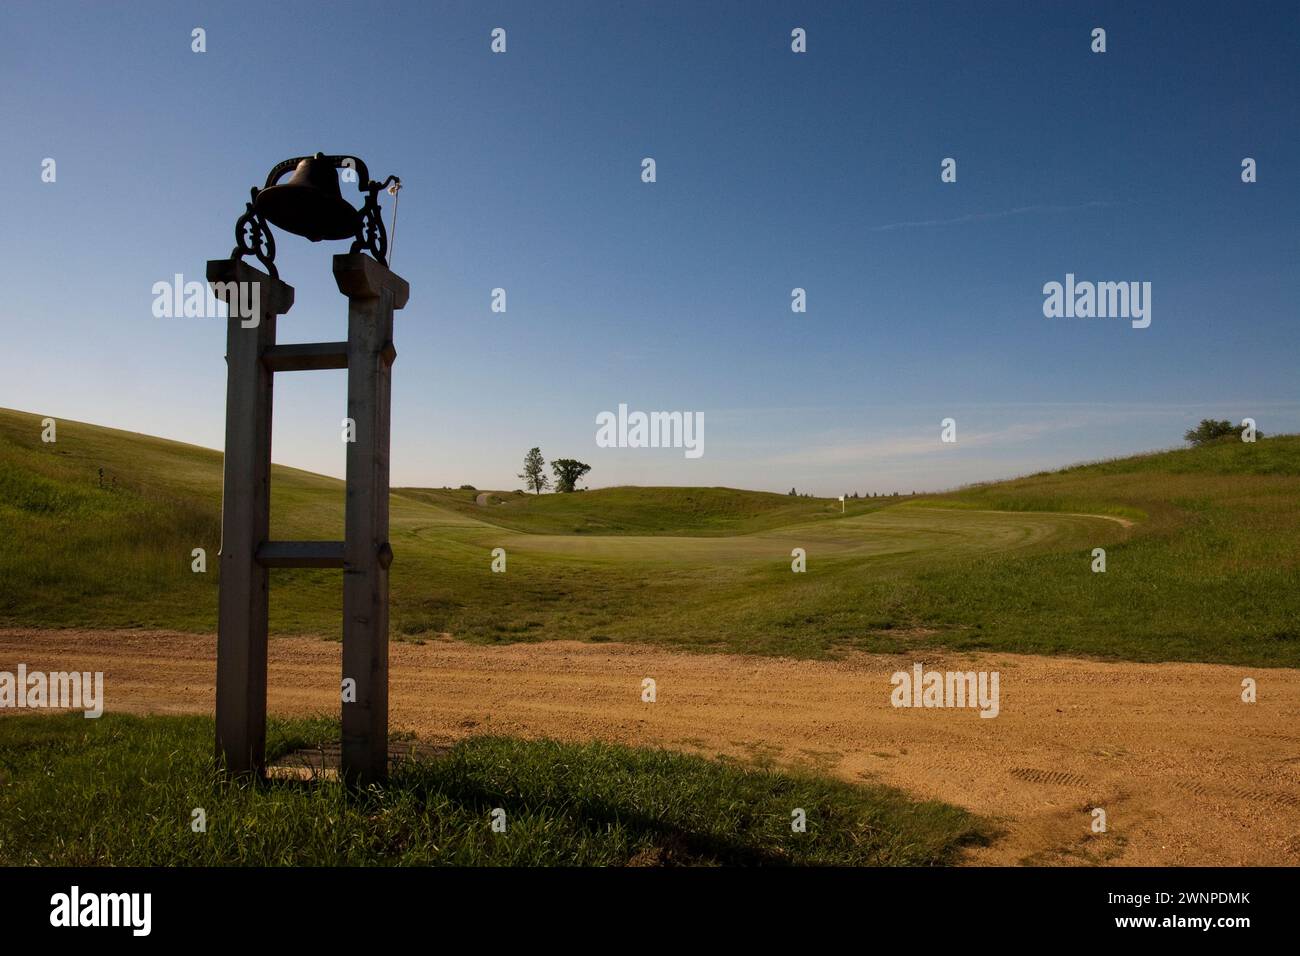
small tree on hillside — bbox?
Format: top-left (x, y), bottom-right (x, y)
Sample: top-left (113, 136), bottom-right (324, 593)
top-left (518, 447), bottom-right (549, 494)
top-left (551, 458), bottom-right (592, 493)
top-left (1184, 419), bottom-right (1260, 446)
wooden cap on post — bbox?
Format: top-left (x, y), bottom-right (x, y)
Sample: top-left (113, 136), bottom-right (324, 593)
top-left (332, 253), bottom-right (409, 310)
top-left (206, 258), bottom-right (296, 317)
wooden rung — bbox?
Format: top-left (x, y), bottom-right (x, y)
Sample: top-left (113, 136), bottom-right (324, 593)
top-left (256, 540), bottom-right (346, 568)
top-left (262, 342), bottom-right (348, 372)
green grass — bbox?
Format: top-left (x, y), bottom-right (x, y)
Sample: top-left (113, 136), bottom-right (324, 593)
top-left (2, 406), bottom-right (1298, 665)
top-left (398, 484), bottom-right (879, 535)
top-left (0, 713), bottom-right (985, 866)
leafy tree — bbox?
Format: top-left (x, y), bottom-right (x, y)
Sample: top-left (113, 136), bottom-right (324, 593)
top-left (551, 458), bottom-right (592, 493)
top-left (518, 447), bottom-right (549, 494)
top-left (1184, 419), bottom-right (1259, 446)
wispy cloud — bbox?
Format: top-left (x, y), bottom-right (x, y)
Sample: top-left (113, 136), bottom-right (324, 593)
top-left (752, 403), bottom-right (1198, 472)
top-left (760, 420), bottom-right (1068, 469)
top-left (867, 201), bottom-right (1122, 233)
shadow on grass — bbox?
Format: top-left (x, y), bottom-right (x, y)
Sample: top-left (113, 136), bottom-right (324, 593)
top-left (1, 714), bottom-right (991, 866)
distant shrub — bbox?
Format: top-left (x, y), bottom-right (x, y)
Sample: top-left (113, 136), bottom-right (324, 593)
top-left (458, 484), bottom-right (477, 491)
top-left (1184, 419), bottom-right (1261, 446)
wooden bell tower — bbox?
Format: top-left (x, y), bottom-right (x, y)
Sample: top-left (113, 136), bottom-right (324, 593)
top-left (210, 154), bottom-right (406, 786)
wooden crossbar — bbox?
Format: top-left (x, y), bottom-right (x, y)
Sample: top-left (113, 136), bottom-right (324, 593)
top-left (262, 342), bottom-right (348, 372)
top-left (255, 540), bottom-right (346, 568)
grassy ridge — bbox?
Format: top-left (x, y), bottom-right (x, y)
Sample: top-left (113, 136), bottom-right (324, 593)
top-left (0, 408), bottom-right (342, 631)
top-left (0, 713), bottom-right (985, 866)
top-left (397, 484), bottom-right (875, 535)
top-left (914, 438), bottom-right (1300, 661)
top-left (2, 406), bottom-right (1298, 665)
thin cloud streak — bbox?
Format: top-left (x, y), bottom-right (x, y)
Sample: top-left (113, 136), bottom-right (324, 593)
top-left (755, 405), bottom-right (1184, 471)
top-left (761, 421), bottom-right (1067, 469)
top-left (867, 201), bottom-right (1122, 233)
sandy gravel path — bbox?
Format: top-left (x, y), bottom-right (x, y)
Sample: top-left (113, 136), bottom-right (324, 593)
top-left (1, 628), bottom-right (1296, 866)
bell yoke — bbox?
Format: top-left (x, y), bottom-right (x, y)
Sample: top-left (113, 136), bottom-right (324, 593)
top-left (230, 152), bottom-right (401, 278)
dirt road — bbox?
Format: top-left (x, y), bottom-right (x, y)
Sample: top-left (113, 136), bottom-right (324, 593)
top-left (2, 628), bottom-right (1297, 865)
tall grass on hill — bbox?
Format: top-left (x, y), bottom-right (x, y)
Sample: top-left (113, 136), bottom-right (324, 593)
top-left (0, 416), bottom-right (219, 629)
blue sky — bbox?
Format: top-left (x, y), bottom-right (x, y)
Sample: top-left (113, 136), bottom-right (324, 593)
top-left (2, 1), bottom-right (1297, 494)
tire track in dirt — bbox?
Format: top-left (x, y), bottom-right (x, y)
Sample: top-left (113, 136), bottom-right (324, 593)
top-left (1009, 767), bottom-right (1093, 788)
top-left (0, 628), bottom-right (1296, 866)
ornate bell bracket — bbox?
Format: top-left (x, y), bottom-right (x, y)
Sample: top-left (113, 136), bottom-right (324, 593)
top-left (231, 153), bottom-right (402, 275)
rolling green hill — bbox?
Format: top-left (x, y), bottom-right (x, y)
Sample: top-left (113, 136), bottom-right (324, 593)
top-left (395, 485), bottom-right (872, 536)
top-left (2, 406), bottom-right (1297, 665)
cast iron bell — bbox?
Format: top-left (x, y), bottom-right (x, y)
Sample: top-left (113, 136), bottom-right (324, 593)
top-left (255, 153), bottom-right (360, 242)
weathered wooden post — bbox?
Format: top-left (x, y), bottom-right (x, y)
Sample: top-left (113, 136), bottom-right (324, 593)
top-left (210, 258), bottom-right (293, 778)
top-left (337, 253), bottom-right (408, 786)
top-left (212, 154), bottom-right (404, 785)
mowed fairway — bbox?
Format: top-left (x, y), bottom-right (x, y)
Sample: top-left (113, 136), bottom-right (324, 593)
top-left (2, 406), bottom-right (1297, 664)
top-left (489, 506), bottom-right (1108, 563)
